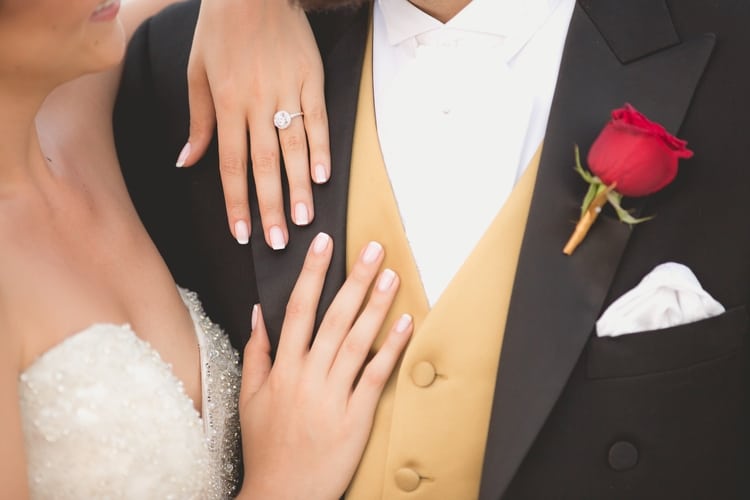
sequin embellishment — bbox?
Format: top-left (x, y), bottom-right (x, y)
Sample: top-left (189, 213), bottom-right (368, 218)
top-left (18, 289), bottom-right (241, 499)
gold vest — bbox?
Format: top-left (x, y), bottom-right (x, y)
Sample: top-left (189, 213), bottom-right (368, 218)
top-left (345, 23), bottom-right (541, 500)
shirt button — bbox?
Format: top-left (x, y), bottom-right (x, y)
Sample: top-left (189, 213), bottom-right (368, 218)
top-left (395, 467), bottom-right (421, 492)
top-left (608, 441), bottom-right (639, 471)
top-left (411, 361), bottom-right (437, 387)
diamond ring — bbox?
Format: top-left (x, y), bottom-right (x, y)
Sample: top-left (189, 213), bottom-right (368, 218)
top-left (273, 110), bottom-right (304, 130)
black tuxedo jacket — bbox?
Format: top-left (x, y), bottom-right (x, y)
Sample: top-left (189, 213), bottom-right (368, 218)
top-left (115, 1), bottom-right (750, 498)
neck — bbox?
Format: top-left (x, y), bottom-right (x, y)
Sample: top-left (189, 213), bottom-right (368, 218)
top-left (409, 0), bottom-right (472, 23)
top-left (0, 80), bottom-right (55, 188)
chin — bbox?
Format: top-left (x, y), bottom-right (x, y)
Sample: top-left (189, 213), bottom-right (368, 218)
top-left (84, 19), bottom-right (127, 74)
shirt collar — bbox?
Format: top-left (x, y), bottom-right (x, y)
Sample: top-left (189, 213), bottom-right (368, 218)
top-left (378, 0), bottom-right (563, 47)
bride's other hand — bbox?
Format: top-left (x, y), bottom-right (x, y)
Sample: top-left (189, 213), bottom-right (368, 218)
top-left (181, 0), bottom-right (328, 250)
top-left (237, 234), bottom-right (413, 500)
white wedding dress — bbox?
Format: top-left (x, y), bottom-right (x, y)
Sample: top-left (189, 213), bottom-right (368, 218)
top-left (18, 289), bottom-right (242, 499)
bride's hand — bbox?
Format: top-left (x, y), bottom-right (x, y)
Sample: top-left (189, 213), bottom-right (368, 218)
top-left (237, 234), bottom-right (413, 500)
top-left (180, 0), bottom-right (328, 249)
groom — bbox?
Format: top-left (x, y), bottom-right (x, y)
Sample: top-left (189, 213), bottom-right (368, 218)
top-left (115, 0), bottom-right (750, 498)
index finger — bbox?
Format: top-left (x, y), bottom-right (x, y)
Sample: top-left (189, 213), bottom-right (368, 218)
top-left (274, 232), bottom-right (333, 367)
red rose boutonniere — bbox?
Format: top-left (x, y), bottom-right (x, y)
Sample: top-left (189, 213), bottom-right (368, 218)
top-left (563, 104), bottom-right (694, 255)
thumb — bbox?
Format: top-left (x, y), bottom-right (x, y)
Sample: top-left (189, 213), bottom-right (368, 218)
top-left (178, 56), bottom-right (217, 168)
top-left (241, 304), bottom-right (272, 402)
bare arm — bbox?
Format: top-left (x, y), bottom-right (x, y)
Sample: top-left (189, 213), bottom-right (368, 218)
top-left (0, 326), bottom-right (30, 499)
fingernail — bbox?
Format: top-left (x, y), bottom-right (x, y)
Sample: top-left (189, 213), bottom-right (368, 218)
top-left (396, 314), bottom-right (413, 334)
top-left (251, 304), bottom-right (259, 330)
top-left (234, 220), bottom-right (250, 245)
top-left (294, 202), bottom-right (310, 226)
top-left (377, 269), bottom-right (396, 292)
top-left (362, 241), bottom-right (383, 264)
top-left (176, 142), bottom-right (191, 167)
top-left (269, 225), bottom-right (286, 250)
top-left (313, 163), bottom-right (329, 184)
top-left (312, 232), bottom-right (330, 254)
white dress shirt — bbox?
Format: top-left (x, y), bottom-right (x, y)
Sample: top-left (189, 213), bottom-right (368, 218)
top-left (373, 0), bottom-right (576, 305)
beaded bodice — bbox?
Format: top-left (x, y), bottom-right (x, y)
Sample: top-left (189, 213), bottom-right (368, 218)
top-left (18, 289), bottom-right (241, 499)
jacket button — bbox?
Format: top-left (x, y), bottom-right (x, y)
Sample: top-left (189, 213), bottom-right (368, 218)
top-left (608, 441), bottom-right (638, 471)
top-left (394, 467), bottom-right (421, 492)
top-left (411, 361), bottom-right (437, 387)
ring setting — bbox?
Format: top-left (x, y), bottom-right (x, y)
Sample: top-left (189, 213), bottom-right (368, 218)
top-left (273, 110), bottom-right (304, 130)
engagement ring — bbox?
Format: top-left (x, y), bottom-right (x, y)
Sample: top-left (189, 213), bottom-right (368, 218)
top-left (273, 110), bottom-right (304, 130)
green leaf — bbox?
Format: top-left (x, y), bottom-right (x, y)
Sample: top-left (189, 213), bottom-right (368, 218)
top-left (606, 192), bottom-right (654, 225)
top-left (573, 145), bottom-right (595, 183)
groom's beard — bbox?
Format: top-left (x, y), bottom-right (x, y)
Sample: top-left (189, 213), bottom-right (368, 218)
top-left (296, 0), bottom-right (367, 10)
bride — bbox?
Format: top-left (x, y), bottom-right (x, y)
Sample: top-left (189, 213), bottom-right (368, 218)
top-left (0, 0), bottom-right (411, 498)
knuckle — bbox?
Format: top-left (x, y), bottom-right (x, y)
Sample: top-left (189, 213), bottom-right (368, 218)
top-left (190, 119), bottom-right (210, 135)
top-left (214, 91), bottom-right (238, 113)
top-left (285, 297), bottom-right (312, 320)
top-left (247, 77), bottom-right (267, 101)
top-left (322, 309), bottom-right (348, 333)
top-left (220, 155), bottom-right (246, 177)
top-left (360, 364), bottom-right (387, 390)
top-left (186, 64), bottom-right (202, 85)
top-left (362, 295), bottom-right (389, 318)
top-left (268, 371), bottom-right (290, 392)
top-left (256, 198), bottom-right (281, 218)
top-left (348, 263), bottom-right (375, 286)
top-left (226, 201), bottom-right (248, 221)
top-left (304, 105), bottom-right (327, 124)
top-left (282, 133), bottom-right (306, 153)
top-left (341, 337), bottom-right (368, 358)
top-left (212, 79), bottom-right (241, 109)
top-left (287, 176), bottom-right (312, 195)
top-left (252, 151), bottom-right (279, 175)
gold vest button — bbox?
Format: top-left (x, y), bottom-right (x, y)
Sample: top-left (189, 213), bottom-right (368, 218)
top-left (394, 467), bottom-right (421, 492)
top-left (411, 361), bottom-right (437, 387)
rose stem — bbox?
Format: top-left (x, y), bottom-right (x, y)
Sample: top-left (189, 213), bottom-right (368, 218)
top-left (562, 184), bottom-right (615, 255)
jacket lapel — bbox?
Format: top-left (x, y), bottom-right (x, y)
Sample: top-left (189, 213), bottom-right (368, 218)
top-left (479, 2), bottom-right (715, 498)
top-left (249, 7), bottom-right (370, 349)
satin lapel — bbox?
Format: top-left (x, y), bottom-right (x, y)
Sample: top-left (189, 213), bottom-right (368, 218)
top-left (479, 2), bottom-right (715, 499)
top-left (249, 6), bottom-right (370, 350)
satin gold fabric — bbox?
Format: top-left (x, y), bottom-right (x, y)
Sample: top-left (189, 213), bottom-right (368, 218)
top-left (345, 21), bottom-right (541, 500)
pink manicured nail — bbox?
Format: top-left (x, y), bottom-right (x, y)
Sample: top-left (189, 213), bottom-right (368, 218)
top-left (294, 202), bottom-right (310, 226)
top-left (176, 142), bottom-right (191, 167)
top-left (269, 225), bottom-right (286, 250)
top-left (251, 304), bottom-right (259, 330)
top-left (313, 163), bottom-right (329, 184)
top-left (377, 269), bottom-right (396, 292)
top-left (312, 232), bottom-right (330, 254)
top-left (234, 220), bottom-right (249, 245)
top-left (362, 241), bottom-right (383, 264)
top-left (396, 314), bottom-right (413, 334)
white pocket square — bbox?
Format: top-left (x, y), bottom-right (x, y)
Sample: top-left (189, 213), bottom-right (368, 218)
top-left (596, 262), bottom-right (725, 338)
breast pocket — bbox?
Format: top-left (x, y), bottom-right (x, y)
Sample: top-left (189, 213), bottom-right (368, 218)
top-left (586, 306), bottom-right (749, 379)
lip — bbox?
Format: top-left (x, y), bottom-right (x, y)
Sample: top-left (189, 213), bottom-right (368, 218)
top-left (90, 0), bottom-right (121, 22)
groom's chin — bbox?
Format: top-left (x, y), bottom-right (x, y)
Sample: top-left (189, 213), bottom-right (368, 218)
top-left (297, 0), bottom-right (368, 11)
